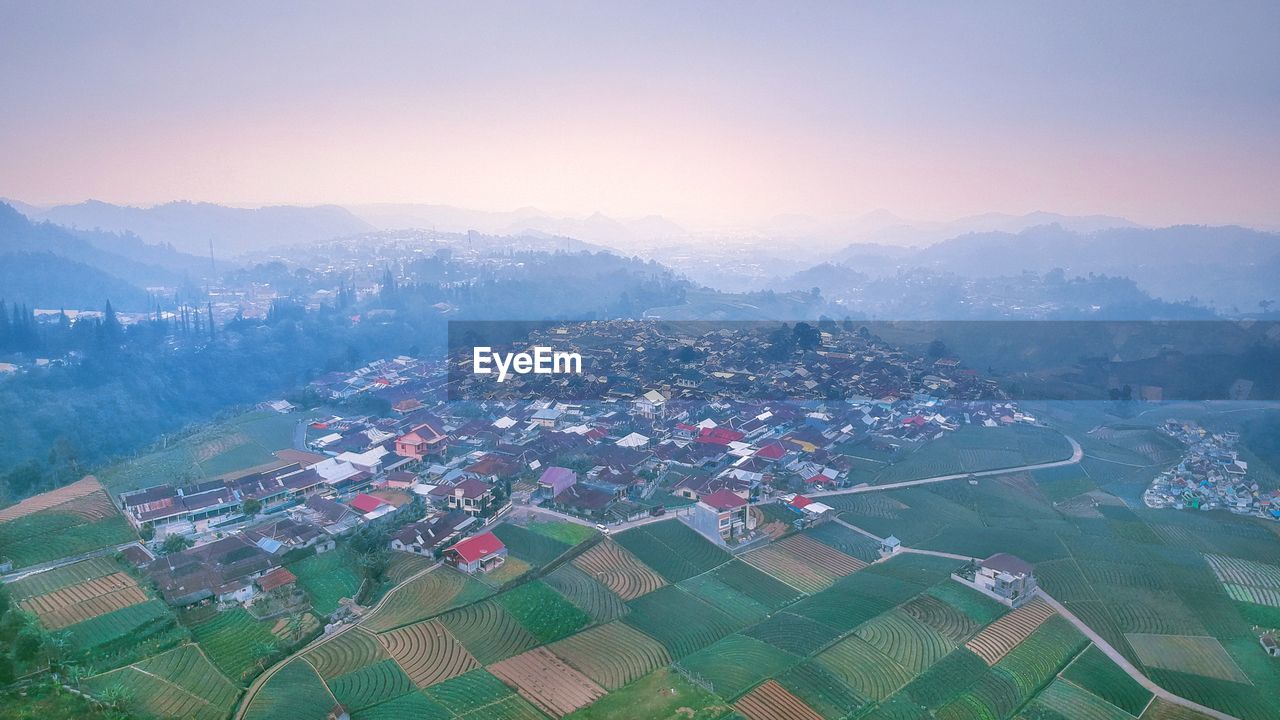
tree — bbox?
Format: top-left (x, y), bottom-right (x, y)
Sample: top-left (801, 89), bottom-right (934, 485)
top-left (161, 534), bottom-right (192, 555)
top-left (241, 497), bottom-right (262, 516)
top-left (15, 625), bottom-right (44, 661)
top-left (139, 522), bottom-right (155, 542)
top-left (927, 339), bottom-right (949, 359)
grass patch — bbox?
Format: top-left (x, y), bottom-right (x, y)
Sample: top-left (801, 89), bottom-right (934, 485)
top-left (495, 580), bottom-right (592, 644)
top-left (564, 667), bottom-right (735, 720)
top-left (290, 547), bottom-right (363, 615)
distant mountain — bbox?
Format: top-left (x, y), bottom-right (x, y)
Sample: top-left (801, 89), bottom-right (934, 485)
top-left (347, 203), bottom-right (687, 250)
top-left (26, 200), bottom-right (374, 255)
top-left (0, 251), bottom-right (150, 311)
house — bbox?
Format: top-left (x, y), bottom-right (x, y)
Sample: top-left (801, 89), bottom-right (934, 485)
top-left (531, 407), bottom-right (563, 428)
top-left (880, 535), bottom-right (902, 555)
top-left (349, 493), bottom-right (395, 521)
top-left (147, 535), bottom-right (278, 605)
top-left (390, 511), bottom-right (473, 556)
top-left (696, 489), bottom-right (751, 540)
top-left (396, 423), bottom-right (448, 461)
top-left (445, 531), bottom-right (507, 573)
top-left (553, 484), bottom-right (616, 516)
top-left (537, 466), bottom-right (577, 497)
top-left (438, 478), bottom-right (496, 515)
top-left (1261, 633), bottom-right (1279, 658)
top-left (297, 495), bottom-right (361, 536)
top-left (242, 517), bottom-right (333, 554)
top-left (634, 389), bottom-right (666, 419)
top-left (974, 553), bottom-right (1038, 607)
top-left (255, 567), bottom-right (297, 595)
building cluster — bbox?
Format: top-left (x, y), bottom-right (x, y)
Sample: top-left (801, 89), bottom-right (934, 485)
top-left (1144, 420), bottom-right (1280, 519)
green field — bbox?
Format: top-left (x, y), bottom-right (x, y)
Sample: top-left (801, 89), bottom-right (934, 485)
top-left (495, 579), bottom-right (592, 643)
top-left (243, 659), bottom-right (336, 720)
top-left (0, 510), bottom-right (135, 569)
top-left (290, 546), bottom-right (364, 615)
top-left (440, 599), bottom-right (539, 664)
top-left (710, 559), bottom-right (806, 610)
top-left (83, 644), bottom-right (240, 720)
top-left (352, 691), bottom-right (453, 720)
top-left (364, 567), bottom-right (493, 633)
top-left (8, 555), bottom-right (122, 599)
top-left (1061, 645), bottom-right (1154, 715)
top-left (491, 523), bottom-right (573, 567)
top-left (423, 669), bottom-right (521, 715)
top-left (613, 519), bottom-right (730, 583)
top-left (563, 667), bottom-right (735, 720)
top-left (677, 634), bottom-right (801, 699)
top-left (184, 607), bottom-right (281, 682)
top-left (542, 563), bottom-right (630, 623)
top-left (527, 520), bottom-right (599, 545)
top-left (327, 657), bottom-right (417, 712)
top-left (622, 585), bottom-right (743, 659)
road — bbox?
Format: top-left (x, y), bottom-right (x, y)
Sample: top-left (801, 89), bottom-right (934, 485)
top-left (806, 434), bottom-right (1083, 498)
top-left (2, 541), bottom-right (145, 584)
top-left (832, 515), bottom-right (1241, 720)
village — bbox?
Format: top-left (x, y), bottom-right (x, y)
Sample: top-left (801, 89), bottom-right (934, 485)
top-left (1143, 420), bottom-right (1280, 520)
top-left (110, 323), bottom-right (1042, 618)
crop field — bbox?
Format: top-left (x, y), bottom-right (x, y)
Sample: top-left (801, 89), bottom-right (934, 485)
top-left (815, 634), bottom-right (915, 702)
top-left (496, 580), bottom-right (592, 643)
top-left (1029, 678), bottom-right (1137, 720)
top-left (243, 659), bottom-right (336, 720)
top-left (364, 567), bottom-right (493, 633)
top-left (0, 475), bottom-right (106, 521)
top-left (612, 519), bottom-right (729, 583)
top-left (0, 502), bottom-right (135, 569)
top-left (711, 559), bottom-right (805, 610)
top-left (623, 585), bottom-right (743, 659)
top-left (326, 657), bottom-right (417, 712)
top-left (965, 597), bottom-right (1056, 664)
top-left (678, 634), bottom-right (801, 699)
top-left (65, 599), bottom-right (175, 652)
top-left (481, 556), bottom-right (534, 587)
top-left (84, 645), bottom-right (240, 720)
top-left (305, 627), bottom-right (389, 679)
top-left (547, 621), bottom-right (670, 690)
top-left (776, 660), bottom-right (871, 719)
top-left (384, 551), bottom-right (436, 584)
top-left (570, 539), bottom-right (667, 600)
top-left (290, 547), bottom-right (364, 615)
top-left (1062, 645), bottom-right (1154, 716)
top-left (1125, 633), bottom-right (1249, 683)
top-left (423, 668), bottom-right (519, 713)
top-left (871, 425), bottom-right (1072, 485)
top-left (742, 611), bottom-right (839, 657)
top-left (20, 571), bottom-right (147, 629)
top-left (543, 564), bottom-right (630, 622)
top-left (679, 573), bottom-right (771, 625)
top-left (528, 520), bottom-right (598, 546)
top-left (351, 691), bottom-right (453, 720)
top-left (186, 607), bottom-right (281, 681)
top-left (8, 555), bottom-right (121, 599)
top-left (900, 593), bottom-right (982, 643)
top-left (490, 646), bottom-right (608, 717)
top-left (741, 545), bottom-right (835, 593)
top-left (789, 569), bottom-right (927, 633)
top-left (854, 608), bottom-right (957, 674)
top-left (439, 598), bottom-right (540, 664)
top-left (900, 647), bottom-right (990, 710)
top-left (735, 679), bottom-right (825, 720)
top-left (1204, 554), bottom-right (1280, 607)
top-left (802, 522), bottom-right (883, 563)
top-left (773, 533), bottom-right (867, 575)
top-left (492, 523), bottom-right (574, 567)
top-left (376, 619), bottom-right (478, 687)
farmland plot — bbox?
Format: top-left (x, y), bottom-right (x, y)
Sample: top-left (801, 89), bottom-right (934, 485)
top-left (377, 619), bottom-right (478, 687)
top-left (424, 668), bottom-right (519, 714)
top-left (743, 612), bottom-right (840, 657)
top-left (711, 559), bottom-right (805, 610)
top-left (305, 626), bottom-right (389, 679)
top-left (571, 539), bottom-right (667, 600)
top-left (613, 520), bottom-right (729, 583)
top-left (492, 523), bottom-right (573, 567)
top-left (65, 599), bottom-right (175, 652)
top-left (185, 607), bottom-right (281, 682)
top-left (489, 646), bottom-right (607, 717)
top-left (352, 691), bottom-right (453, 720)
top-left (1204, 554), bottom-right (1280, 607)
top-left (900, 593), bottom-right (982, 643)
top-left (543, 563), bottom-right (630, 622)
top-left (965, 596), bottom-right (1056, 664)
top-left (776, 660), bottom-right (871, 719)
top-left (1062, 645), bottom-right (1154, 716)
top-left (326, 658), bottom-right (416, 712)
top-left (84, 644), bottom-right (239, 720)
top-left (243, 659), bottom-right (336, 720)
top-left (0, 475), bottom-right (106, 522)
top-left (855, 608), bottom-right (957, 674)
top-left (815, 634), bottom-right (915, 702)
top-left (496, 580), bottom-right (592, 644)
top-left (678, 634), bottom-right (801, 699)
top-left (1029, 678), bottom-right (1136, 720)
top-left (679, 574), bottom-right (771, 625)
top-left (547, 621), bottom-right (670, 690)
top-left (772, 534), bottom-right (867, 576)
top-left (1125, 633), bottom-right (1250, 683)
top-left (20, 571), bottom-right (147, 629)
top-left (623, 585), bottom-right (743, 659)
top-left (290, 547), bottom-right (363, 615)
top-left (364, 568), bottom-right (493, 633)
top-left (736, 680), bottom-right (825, 720)
top-left (439, 598), bottom-right (539, 665)
top-left (7, 555), bottom-right (120, 600)
top-left (741, 545), bottom-right (834, 593)
top-left (803, 522), bottom-right (883, 563)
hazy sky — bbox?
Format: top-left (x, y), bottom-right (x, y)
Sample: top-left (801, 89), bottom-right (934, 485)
top-left (1, 1), bottom-right (1277, 228)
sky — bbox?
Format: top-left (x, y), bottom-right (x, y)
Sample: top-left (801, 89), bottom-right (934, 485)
top-left (1, 1), bottom-right (1277, 228)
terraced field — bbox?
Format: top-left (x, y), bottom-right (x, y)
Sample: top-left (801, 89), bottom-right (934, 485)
top-left (304, 627), bottom-right (389, 679)
top-left (965, 597), bottom-right (1056, 664)
top-left (20, 571), bottom-right (147, 629)
top-left (679, 574), bottom-right (770, 625)
top-left (678, 634), bottom-right (801, 699)
top-left (185, 607), bottom-right (281, 681)
top-left (741, 545), bottom-right (834, 593)
top-left (1029, 678), bottom-right (1136, 720)
top-left (0, 504), bottom-right (135, 569)
top-left (351, 691), bottom-right (453, 720)
top-left (377, 619), bottom-right (478, 687)
top-left (439, 598), bottom-right (539, 664)
top-left (736, 679), bottom-right (825, 720)
top-left (364, 568), bottom-right (493, 633)
top-left (901, 647), bottom-right (990, 710)
top-left (711, 559), bottom-right (805, 610)
top-left (815, 634), bottom-right (915, 702)
top-left (776, 660), bottom-right (871, 719)
top-left (489, 646), bottom-right (607, 717)
top-left (613, 519), bottom-right (729, 583)
top-left (571, 539), bottom-right (668, 600)
top-left (7, 555), bottom-right (121, 600)
top-left (773, 533), bottom-right (867, 575)
top-left (855, 608), bottom-right (957, 674)
top-left (802, 522), bottom-right (883, 563)
top-left (543, 563), bottom-right (630, 622)
top-left (65, 599), bottom-right (176, 652)
top-left (742, 612), bottom-right (839, 657)
top-left (1204, 554), bottom-right (1280, 607)
top-left (1125, 633), bottom-right (1250, 683)
top-left (623, 585), bottom-right (743, 659)
top-left (901, 593), bottom-right (982, 642)
top-left (290, 547), bottom-right (363, 616)
top-left (1062, 645), bottom-right (1154, 716)
top-left (496, 580), bottom-right (592, 643)
top-left (547, 621), bottom-right (670, 690)
top-left (242, 659), bottom-right (337, 720)
top-left (491, 523), bottom-right (573, 567)
top-left (326, 657), bottom-right (416, 712)
top-left (84, 645), bottom-right (239, 720)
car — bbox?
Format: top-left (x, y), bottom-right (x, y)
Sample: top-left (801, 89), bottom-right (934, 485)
top-left (648, 506), bottom-right (666, 517)
top-left (595, 523), bottom-right (609, 534)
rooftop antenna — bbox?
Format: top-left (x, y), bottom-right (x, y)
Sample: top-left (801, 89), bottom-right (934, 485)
top-left (208, 238), bottom-right (216, 277)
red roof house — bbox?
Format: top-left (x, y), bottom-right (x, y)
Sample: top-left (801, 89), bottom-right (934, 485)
top-left (445, 531), bottom-right (508, 573)
top-left (255, 567), bottom-right (297, 593)
top-left (350, 493), bottom-right (390, 514)
top-left (754, 442), bottom-right (787, 460)
top-left (696, 427), bottom-right (746, 446)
